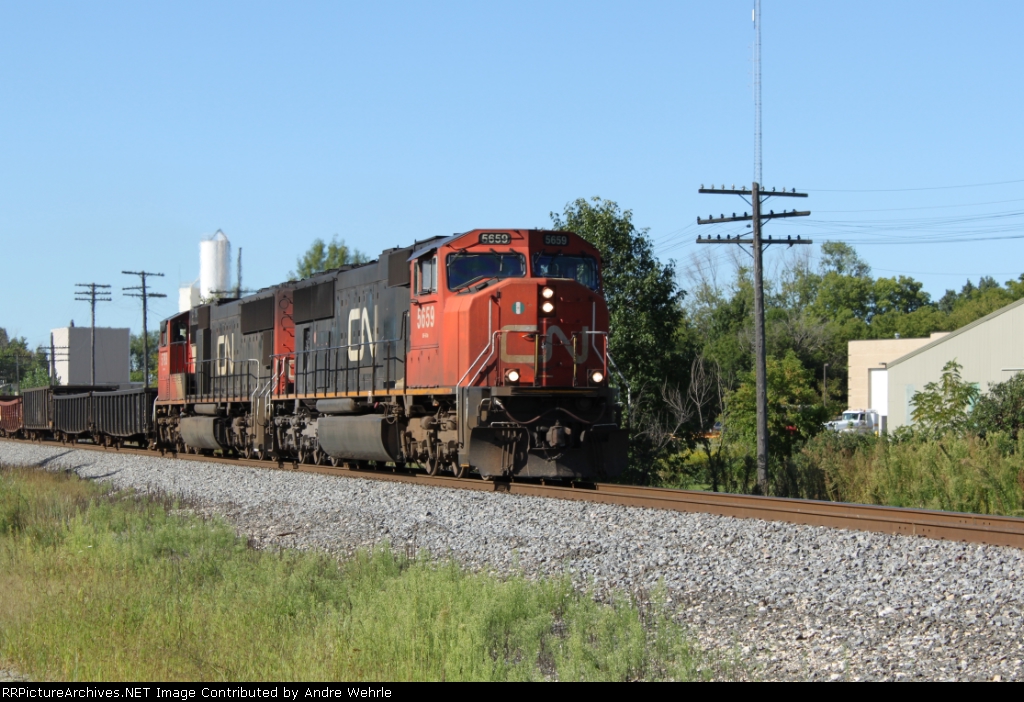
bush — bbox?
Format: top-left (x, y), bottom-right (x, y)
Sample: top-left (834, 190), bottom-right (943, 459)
top-left (784, 431), bottom-right (1024, 515)
top-left (973, 372), bottom-right (1024, 438)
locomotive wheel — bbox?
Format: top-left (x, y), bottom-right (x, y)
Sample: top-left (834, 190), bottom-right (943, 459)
top-left (312, 447), bottom-right (325, 466)
top-left (451, 461), bottom-right (467, 479)
top-left (329, 455), bottom-right (342, 468)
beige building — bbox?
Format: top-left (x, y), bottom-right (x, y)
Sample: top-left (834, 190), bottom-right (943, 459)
top-left (887, 298), bottom-right (1024, 428)
top-left (51, 326), bottom-right (131, 386)
top-left (847, 333), bottom-right (948, 416)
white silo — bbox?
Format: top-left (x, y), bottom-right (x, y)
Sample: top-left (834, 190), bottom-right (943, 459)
top-left (199, 230), bottom-right (231, 299)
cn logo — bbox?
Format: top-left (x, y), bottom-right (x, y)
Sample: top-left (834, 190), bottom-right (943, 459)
top-left (416, 305), bottom-right (436, 329)
top-left (348, 306), bottom-right (375, 362)
top-left (499, 325), bottom-right (590, 364)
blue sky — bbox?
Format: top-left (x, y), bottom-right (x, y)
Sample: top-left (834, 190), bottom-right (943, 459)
top-left (2, 1), bottom-right (1023, 346)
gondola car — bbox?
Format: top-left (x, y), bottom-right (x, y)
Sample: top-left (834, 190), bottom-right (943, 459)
top-left (0, 396), bottom-right (22, 438)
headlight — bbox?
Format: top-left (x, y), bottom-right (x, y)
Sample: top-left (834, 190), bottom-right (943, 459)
top-left (590, 370), bottom-right (604, 384)
top-left (541, 301), bottom-right (555, 314)
top-left (505, 368), bottom-right (521, 383)
top-left (541, 287), bottom-right (555, 299)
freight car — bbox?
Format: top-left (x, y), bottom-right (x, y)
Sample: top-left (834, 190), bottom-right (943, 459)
top-left (154, 229), bottom-right (628, 481)
top-left (20, 385), bottom-right (117, 441)
top-left (0, 396), bottom-right (21, 438)
top-left (50, 387), bottom-right (157, 447)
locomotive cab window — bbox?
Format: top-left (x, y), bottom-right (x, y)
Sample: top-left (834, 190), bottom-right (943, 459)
top-left (447, 252), bottom-right (525, 291)
top-left (169, 316), bottom-right (189, 344)
top-left (417, 256), bottom-right (437, 295)
top-left (532, 253), bottom-right (600, 291)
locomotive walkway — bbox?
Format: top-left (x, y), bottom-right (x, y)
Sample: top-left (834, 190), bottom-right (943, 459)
top-left (4, 437), bottom-right (1024, 550)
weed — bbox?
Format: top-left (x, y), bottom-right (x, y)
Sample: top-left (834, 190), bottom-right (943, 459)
top-left (0, 466), bottom-right (723, 681)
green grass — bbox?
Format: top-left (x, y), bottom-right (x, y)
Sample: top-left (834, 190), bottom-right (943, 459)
top-left (0, 467), bottom-right (722, 681)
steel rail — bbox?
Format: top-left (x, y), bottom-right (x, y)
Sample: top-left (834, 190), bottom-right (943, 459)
top-left (4, 437), bottom-right (1024, 549)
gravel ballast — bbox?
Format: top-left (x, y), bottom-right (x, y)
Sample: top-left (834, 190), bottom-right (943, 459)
top-left (2, 441), bottom-right (1022, 681)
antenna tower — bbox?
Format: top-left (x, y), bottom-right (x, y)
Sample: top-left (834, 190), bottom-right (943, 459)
top-left (753, 0), bottom-right (762, 184)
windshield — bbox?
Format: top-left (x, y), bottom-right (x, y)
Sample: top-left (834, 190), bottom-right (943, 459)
top-left (447, 252), bottom-right (525, 290)
top-left (842, 412), bottom-right (864, 421)
top-left (532, 253), bottom-right (600, 290)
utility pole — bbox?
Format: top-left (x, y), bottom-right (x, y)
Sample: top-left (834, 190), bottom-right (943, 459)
top-left (235, 247), bottom-right (242, 299)
top-left (75, 283), bottom-right (112, 385)
top-left (696, 183), bottom-right (811, 493)
top-left (213, 248), bottom-right (255, 299)
top-left (122, 271), bottom-right (167, 387)
top-left (823, 363), bottom-right (829, 407)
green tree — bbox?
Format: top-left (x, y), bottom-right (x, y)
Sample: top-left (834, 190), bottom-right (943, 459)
top-left (724, 351), bottom-right (829, 464)
top-left (291, 236), bottom-right (369, 280)
top-left (819, 241), bottom-right (871, 278)
top-left (551, 197), bottom-right (688, 482)
top-left (130, 331), bottom-right (160, 385)
top-left (0, 329), bottom-right (48, 393)
top-left (16, 366), bottom-right (50, 391)
top-left (910, 360), bottom-right (979, 435)
top-left (970, 372), bottom-right (1024, 438)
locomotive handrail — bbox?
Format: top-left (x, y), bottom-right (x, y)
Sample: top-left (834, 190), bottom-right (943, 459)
top-left (570, 331), bottom-right (609, 387)
top-left (188, 357), bottom-right (265, 404)
top-left (605, 350), bottom-right (630, 407)
top-left (460, 329), bottom-right (611, 389)
top-left (458, 330), bottom-right (507, 387)
top-left (270, 338), bottom-right (401, 398)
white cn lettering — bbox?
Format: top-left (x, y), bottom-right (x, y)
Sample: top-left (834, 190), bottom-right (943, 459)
top-left (348, 307), bottom-right (375, 362)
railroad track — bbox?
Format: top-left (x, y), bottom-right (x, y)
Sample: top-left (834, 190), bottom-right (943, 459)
top-left (5, 437), bottom-right (1024, 550)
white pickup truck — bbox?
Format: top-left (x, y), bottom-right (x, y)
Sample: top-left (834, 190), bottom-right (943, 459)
top-left (825, 409), bottom-right (881, 435)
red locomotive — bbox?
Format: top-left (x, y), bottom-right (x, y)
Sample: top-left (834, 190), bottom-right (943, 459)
top-left (153, 229), bottom-right (627, 480)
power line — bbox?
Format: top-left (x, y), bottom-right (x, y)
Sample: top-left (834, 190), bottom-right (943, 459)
top-left (871, 267), bottom-right (1024, 277)
top-left (74, 283), bottom-right (112, 385)
top-left (122, 270), bottom-right (166, 388)
top-left (815, 196), bottom-right (1024, 213)
top-left (803, 177), bottom-right (1024, 193)
top-left (821, 234), bottom-right (1024, 246)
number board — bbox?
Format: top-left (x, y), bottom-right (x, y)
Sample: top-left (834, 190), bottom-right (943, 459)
top-left (478, 232), bottom-right (511, 245)
top-left (543, 234), bottom-right (569, 246)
